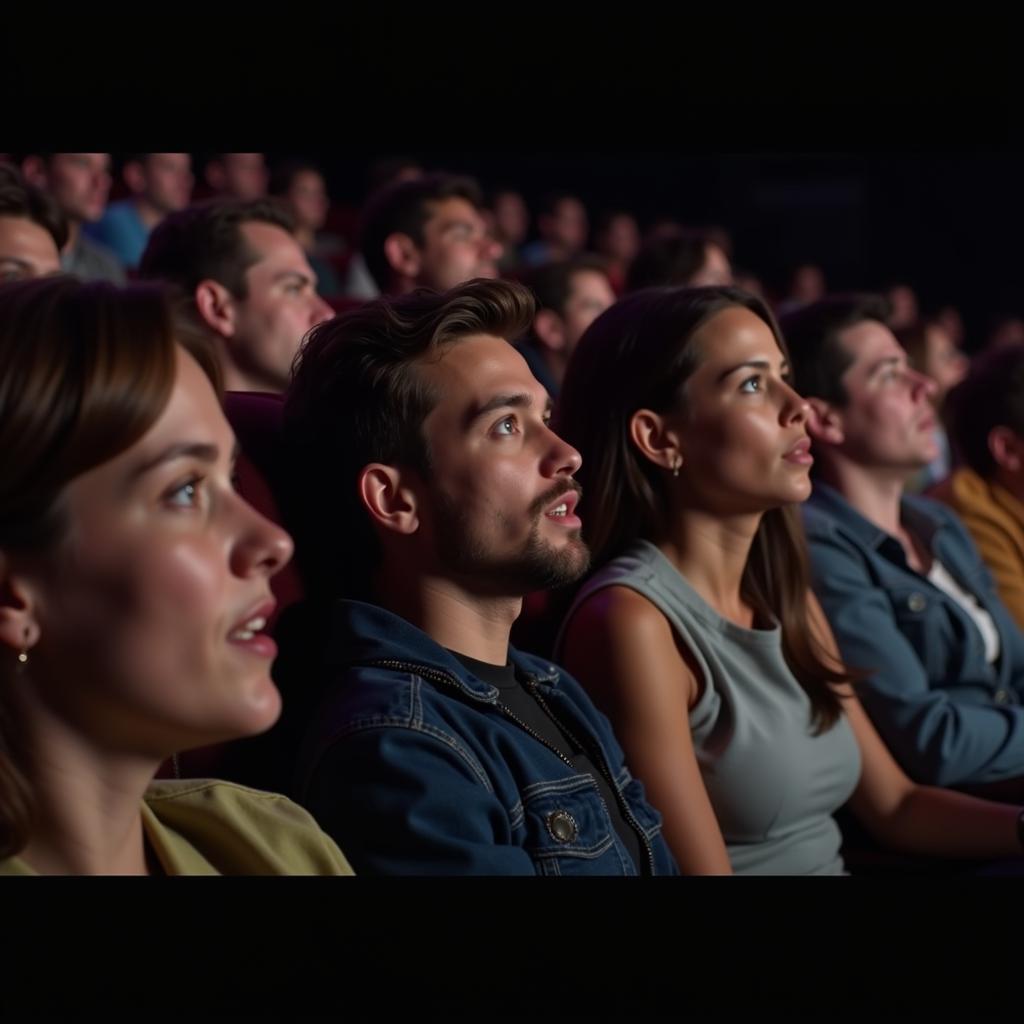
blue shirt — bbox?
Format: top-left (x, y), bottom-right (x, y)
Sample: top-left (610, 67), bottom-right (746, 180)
top-left (803, 483), bottom-right (1024, 786)
top-left (86, 199), bottom-right (150, 269)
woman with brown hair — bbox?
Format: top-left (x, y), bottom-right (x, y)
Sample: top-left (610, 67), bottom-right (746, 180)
top-left (555, 285), bottom-right (1024, 874)
top-left (0, 276), bottom-right (351, 875)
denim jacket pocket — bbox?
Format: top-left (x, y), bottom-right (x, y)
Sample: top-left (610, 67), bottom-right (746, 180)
top-left (518, 773), bottom-right (617, 875)
top-left (889, 583), bottom-right (944, 676)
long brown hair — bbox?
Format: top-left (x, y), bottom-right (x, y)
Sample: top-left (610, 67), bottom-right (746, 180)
top-left (0, 276), bottom-right (220, 859)
top-left (557, 285), bottom-right (847, 732)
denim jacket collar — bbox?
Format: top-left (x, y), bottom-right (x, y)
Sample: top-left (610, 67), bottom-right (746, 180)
top-left (325, 598), bottom-right (560, 702)
top-left (809, 481), bottom-right (942, 565)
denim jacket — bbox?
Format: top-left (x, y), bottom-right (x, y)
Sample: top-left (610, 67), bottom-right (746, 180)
top-left (804, 483), bottom-right (1024, 786)
top-left (294, 599), bottom-right (678, 876)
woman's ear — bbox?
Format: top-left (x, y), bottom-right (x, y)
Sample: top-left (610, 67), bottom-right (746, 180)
top-left (630, 408), bottom-right (683, 473)
top-left (0, 558), bottom-right (40, 658)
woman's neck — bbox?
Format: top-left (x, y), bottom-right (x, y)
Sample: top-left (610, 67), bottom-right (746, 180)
top-left (14, 703), bottom-right (159, 875)
top-left (657, 506), bottom-right (761, 626)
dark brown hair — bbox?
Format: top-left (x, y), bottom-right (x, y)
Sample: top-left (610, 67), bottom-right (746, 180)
top-left (139, 196), bottom-right (295, 301)
top-left (0, 276), bottom-right (220, 858)
top-left (557, 285), bottom-right (848, 731)
top-left (946, 343), bottom-right (1024, 478)
top-left (780, 293), bottom-right (891, 408)
top-left (283, 277), bottom-right (535, 600)
top-left (524, 255), bottom-right (610, 320)
top-left (0, 163), bottom-right (69, 252)
top-left (626, 229), bottom-right (716, 292)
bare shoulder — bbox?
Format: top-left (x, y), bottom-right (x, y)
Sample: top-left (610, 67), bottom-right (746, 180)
top-left (567, 584), bottom-right (674, 644)
top-left (563, 584), bottom-right (699, 706)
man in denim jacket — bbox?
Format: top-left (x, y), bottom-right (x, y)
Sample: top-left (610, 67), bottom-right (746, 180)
top-left (783, 296), bottom-right (1024, 798)
top-left (281, 278), bottom-right (677, 875)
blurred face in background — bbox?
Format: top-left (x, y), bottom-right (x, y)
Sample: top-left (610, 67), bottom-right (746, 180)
top-left (285, 169), bottom-right (330, 234)
top-left (31, 153), bottom-right (112, 224)
top-left (130, 154), bottom-right (194, 214)
top-left (0, 216), bottom-right (61, 281)
top-left (492, 191), bottom-right (529, 248)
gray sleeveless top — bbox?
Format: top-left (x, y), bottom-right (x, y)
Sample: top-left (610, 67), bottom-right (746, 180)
top-left (556, 540), bottom-right (861, 875)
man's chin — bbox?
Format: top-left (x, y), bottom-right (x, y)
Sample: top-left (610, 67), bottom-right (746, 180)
top-left (888, 455), bottom-right (934, 480)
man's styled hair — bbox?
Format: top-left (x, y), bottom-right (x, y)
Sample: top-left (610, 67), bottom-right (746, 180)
top-left (283, 277), bottom-right (535, 599)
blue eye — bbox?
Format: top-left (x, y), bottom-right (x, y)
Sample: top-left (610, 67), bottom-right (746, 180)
top-left (494, 416), bottom-right (517, 436)
top-left (166, 478), bottom-right (202, 508)
top-left (739, 376), bottom-right (762, 393)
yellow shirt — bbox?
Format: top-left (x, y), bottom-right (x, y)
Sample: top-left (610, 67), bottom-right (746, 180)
top-left (0, 779), bottom-right (353, 876)
top-left (930, 467), bottom-right (1024, 631)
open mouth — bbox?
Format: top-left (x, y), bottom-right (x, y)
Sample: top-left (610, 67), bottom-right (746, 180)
top-left (228, 615), bottom-right (267, 642)
top-left (543, 489), bottom-right (583, 528)
top-left (227, 600), bottom-right (278, 658)
top-left (545, 490), bottom-right (578, 517)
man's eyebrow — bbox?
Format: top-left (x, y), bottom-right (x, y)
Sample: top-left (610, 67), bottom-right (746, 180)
top-left (465, 392), bottom-right (552, 429)
top-left (866, 355), bottom-right (903, 378)
top-left (271, 269), bottom-right (314, 285)
top-left (469, 392), bottom-right (532, 421)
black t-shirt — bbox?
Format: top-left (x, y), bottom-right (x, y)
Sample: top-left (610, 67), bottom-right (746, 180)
top-left (449, 650), bottom-right (645, 873)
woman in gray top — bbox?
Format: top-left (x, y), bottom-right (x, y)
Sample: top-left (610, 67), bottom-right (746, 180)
top-left (555, 285), bottom-right (1024, 874)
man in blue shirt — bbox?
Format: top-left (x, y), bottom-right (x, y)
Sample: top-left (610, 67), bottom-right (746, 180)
top-left (782, 295), bottom-right (1024, 799)
top-left (88, 153), bottom-right (193, 270)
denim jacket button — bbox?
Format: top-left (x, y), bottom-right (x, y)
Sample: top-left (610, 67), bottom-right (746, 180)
top-left (995, 689), bottom-right (1010, 704)
top-left (907, 592), bottom-right (927, 612)
top-left (546, 810), bottom-right (579, 843)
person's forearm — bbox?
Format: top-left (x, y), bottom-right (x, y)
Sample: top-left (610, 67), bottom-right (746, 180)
top-left (866, 785), bottom-right (1023, 859)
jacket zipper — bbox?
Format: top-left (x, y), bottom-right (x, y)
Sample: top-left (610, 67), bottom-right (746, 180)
top-left (364, 658), bottom-right (656, 875)
top-left (524, 678), bottom-right (656, 877)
